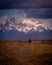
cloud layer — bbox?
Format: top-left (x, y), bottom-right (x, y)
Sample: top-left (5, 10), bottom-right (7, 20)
top-left (0, 8), bottom-right (52, 19)
top-left (0, 0), bottom-right (52, 9)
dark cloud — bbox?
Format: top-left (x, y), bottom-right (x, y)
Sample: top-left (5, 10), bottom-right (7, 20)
top-left (0, 0), bottom-right (52, 18)
top-left (0, 0), bottom-right (52, 9)
top-left (25, 8), bottom-right (52, 18)
top-left (0, 8), bottom-right (52, 19)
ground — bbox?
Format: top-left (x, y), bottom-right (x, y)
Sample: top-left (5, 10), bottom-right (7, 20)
top-left (0, 41), bottom-right (52, 65)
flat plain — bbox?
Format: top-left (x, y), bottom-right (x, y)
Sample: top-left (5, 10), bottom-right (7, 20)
top-left (0, 41), bottom-right (52, 65)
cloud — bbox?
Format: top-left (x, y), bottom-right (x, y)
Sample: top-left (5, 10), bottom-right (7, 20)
top-left (0, 9), bottom-right (52, 19)
top-left (0, 0), bottom-right (52, 9)
top-left (25, 8), bottom-right (52, 18)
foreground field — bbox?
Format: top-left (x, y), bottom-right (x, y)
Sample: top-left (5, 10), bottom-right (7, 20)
top-left (0, 41), bottom-right (52, 65)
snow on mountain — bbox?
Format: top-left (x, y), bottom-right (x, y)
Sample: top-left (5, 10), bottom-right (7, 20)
top-left (37, 26), bottom-right (46, 32)
top-left (0, 16), bottom-right (52, 40)
top-left (0, 16), bottom-right (52, 33)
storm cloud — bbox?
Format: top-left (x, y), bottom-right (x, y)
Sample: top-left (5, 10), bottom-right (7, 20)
top-left (0, 0), bottom-right (52, 18)
top-left (0, 0), bottom-right (52, 9)
top-left (24, 8), bottom-right (52, 18)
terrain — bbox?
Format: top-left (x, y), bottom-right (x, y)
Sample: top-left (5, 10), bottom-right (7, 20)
top-left (0, 41), bottom-right (52, 65)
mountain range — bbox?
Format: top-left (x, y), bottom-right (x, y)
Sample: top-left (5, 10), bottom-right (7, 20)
top-left (0, 28), bottom-right (52, 40)
top-left (0, 16), bottom-right (52, 40)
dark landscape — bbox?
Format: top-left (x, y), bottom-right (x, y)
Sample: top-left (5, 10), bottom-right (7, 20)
top-left (0, 0), bottom-right (52, 65)
top-left (0, 41), bottom-right (52, 65)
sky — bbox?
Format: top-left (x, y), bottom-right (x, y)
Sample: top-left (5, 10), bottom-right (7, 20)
top-left (0, 0), bottom-right (52, 9)
top-left (0, 0), bottom-right (52, 40)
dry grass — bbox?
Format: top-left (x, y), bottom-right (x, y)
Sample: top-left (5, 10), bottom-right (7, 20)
top-left (0, 41), bottom-right (52, 65)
